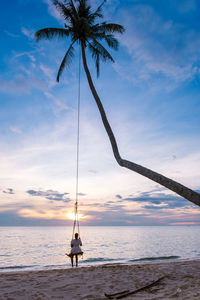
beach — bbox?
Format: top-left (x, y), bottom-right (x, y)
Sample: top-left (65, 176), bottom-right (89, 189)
top-left (0, 259), bottom-right (200, 299)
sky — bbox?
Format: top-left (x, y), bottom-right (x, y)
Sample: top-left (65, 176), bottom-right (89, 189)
top-left (0, 0), bottom-right (200, 226)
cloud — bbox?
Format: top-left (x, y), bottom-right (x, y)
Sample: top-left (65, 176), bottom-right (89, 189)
top-left (80, 206), bottom-right (159, 226)
top-left (40, 64), bottom-right (54, 81)
top-left (123, 190), bottom-right (193, 210)
top-left (78, 191), bottom-right (200, 225)
top-left (88, 170), bottom-right (98, 174)
top-left (0, 74), bottom-right (45, 95)
top-left (142, 204), bottom-right (166, 210)
top-left (117, 4), bottom-right (200, 89)
top-left (43, 0), bottom-right (64, 24)
top-left (116, 194), bottom-right (122, 199)
top-left (9, 126), bottom-right (22, 134)
top-left (177, 0), bottom-right (196, 13)
top-left (44, 91), bottom-right (69, 114)
top-left (26, 189), bottom-right (71, 202)
top-left (21, 27), bottom-right (35, 40)
top-left (39, 64), bottom-right (59, 89)
top-left (0, 210), bottom-right (72, 226)
top-left (3, 188), bottom-right (14, 195)
top-left (0, 51), bottom-right (68, 115)
top-left (4, 30), bottom-right (19, 38)
top-left (13, 51), bottom-right (36, 62)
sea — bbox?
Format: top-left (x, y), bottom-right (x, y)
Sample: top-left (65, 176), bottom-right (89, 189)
top-left (0, 226), bottom-right (200, 272)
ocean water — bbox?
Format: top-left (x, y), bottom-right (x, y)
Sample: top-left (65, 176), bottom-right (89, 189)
top-left (0, 226), bottom-right (200, 272)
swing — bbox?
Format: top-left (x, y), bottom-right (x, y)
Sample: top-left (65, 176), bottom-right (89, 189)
top-left (66, 47), bottom-right (83, 258)
top-left (66, 202), bottom-right (83, 258)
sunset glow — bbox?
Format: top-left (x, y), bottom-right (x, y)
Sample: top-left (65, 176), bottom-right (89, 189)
top-left (66, 212), bottom-right (87, 221)
top-left (0, 0), bottom-right (199, 226)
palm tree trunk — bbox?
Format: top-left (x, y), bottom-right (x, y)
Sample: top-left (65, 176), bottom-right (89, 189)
top-left (81, 42), bottom-right (200, 207)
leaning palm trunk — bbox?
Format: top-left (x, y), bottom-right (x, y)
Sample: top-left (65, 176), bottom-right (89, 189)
top-left (81, 42), bottom-right (200, 207)
top-left (35, 0), bottom-right (200, 207)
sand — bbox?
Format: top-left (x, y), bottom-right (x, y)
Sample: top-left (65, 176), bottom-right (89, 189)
top-left (0, 259), bottom-right (200, 299)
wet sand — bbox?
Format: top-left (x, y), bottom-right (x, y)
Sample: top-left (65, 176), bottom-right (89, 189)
top-left (0, 259), bottom-right (200, 299)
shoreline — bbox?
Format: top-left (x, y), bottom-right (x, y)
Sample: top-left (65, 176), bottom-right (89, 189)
top-left (0, 259), bottom-right (200, 299)
top-left (0, 256), bottom-right (199, 274)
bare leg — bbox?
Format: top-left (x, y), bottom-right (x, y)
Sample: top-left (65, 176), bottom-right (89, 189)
top-left (71, 255), bottom-right (74, 267)
top-left (75, 255), bottom-right (78, 267)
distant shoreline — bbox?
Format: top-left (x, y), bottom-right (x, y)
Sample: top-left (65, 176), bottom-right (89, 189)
top-left (1, 224), bottom-right (200, 227)
top-left (1, 256), bottom-right (200, 274)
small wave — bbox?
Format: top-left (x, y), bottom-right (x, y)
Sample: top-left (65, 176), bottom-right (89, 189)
top-left (82, 257), bottom-right (118, 263)
top-left (129, 256), bottom-right (180, 263)
top-left (44, 264), bottom-right (67, 269)
top-left (0, 265), bottom-right (37, 270)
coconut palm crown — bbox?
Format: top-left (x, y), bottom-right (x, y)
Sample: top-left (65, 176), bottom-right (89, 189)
top-left (35, 0), bottom-right (200, 206)
top-left (35, 0), bottom-right (124, 80)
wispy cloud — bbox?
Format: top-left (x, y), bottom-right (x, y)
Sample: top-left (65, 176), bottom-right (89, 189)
top-left (44, 91), bottom-right (69, 114)
top-left (0, 74), bottom-right (45, 95)
top-left (177, 0), bottom-right (196, 13)
top-left (40, 64), bottom-right (56, 87)
top-left (9, 126), bottom-right (22, 134)
top-left (43, 0), bottom-right (64, 24)
top-left (116, 4), bottom-right (200, 89)
top-left (3, 188), bottom-right (15, 195)
top-left (21, 27), bottom-right (35, 40)
top-left (26, 189), bottom-right (71, 202)
top-left (4, 30), bottom-right (19, 38)
top-left (123, 189), bottom-right (195, 210)
top-left (0, 209), bottom-right (72, 226)
top-left (13, 51), bottom-right (36, 62)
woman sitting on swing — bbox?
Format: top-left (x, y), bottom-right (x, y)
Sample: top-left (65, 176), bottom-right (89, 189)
top-left (68, 232), bottom-right (83, 267)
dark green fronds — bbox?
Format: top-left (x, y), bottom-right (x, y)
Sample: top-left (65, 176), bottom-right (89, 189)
top-left (88, 38), bottom-right (114, 76)
top-left (91, 39), bottom-right (114, 62)
top-left (104, 35), bottom-right (118, 50)
top-left (68, 0), bottom-right (79, 21)
top-left (96, 54), bottom-right (100, 77)
top-left (97, 23), bottom-right (125, 34)
top-left (87, 41), bottom-right (100, 76)
top-left (88, 0), bottom-right (107, 21)
top-left (54, 0), bottom-right (75, 23)
top-left (57, 43), bottom-right (75, 82)
top-left (35, 28), bottom-right (70, 41)
top-left (35, 0), bottom-right (124, 80)
top-left (77, 0), bottom-right (91, 18)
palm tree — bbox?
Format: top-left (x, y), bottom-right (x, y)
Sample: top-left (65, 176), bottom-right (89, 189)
top-left (35, 0), bottom-right (200, 206)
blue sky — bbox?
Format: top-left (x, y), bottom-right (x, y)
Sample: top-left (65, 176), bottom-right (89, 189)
top-left (0, 0), bottom-right (200, 226)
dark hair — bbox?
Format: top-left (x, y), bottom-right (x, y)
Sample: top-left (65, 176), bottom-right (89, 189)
top-left (75, 233), bottom-right (79, 239)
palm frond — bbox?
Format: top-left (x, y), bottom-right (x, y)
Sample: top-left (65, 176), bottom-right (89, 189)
top-left (54, 0), bottom-right (75, 24)
top-left (57, 42), bottom-right (75, 82)
top-left (35, 28), bottom-right (70, 41)
top-left (88, 0), bottom-right (107, 22)
top-left (77, 0), bottom-right (91, 19)
top-left (87, 38), bottom-right (114, 76)
top-left (91, 39), bottom-right (114, 62)
top-left (104, 35), bottom-right (118, 50)
top-left (87, 41), bottom-right (100, 76)
top-left (90, 30), bottom-right (119, 50)
top-left (35, 0), bottom-right (124, 81)
top-left (97, 22), bottom-right (125, 34)
top-left (96, 53), bottom-right (100, 77)
top-left (68, 0), bottom-right (79, 22)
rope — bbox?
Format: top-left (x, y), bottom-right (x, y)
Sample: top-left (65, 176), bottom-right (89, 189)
top-left (72, 46), bottom-right (81, 240)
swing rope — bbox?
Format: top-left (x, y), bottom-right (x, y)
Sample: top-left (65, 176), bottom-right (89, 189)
top-left (72, 46), bottom-right (81, 240)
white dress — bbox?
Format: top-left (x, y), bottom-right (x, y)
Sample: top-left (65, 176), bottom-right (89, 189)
top-left (71, 238), bottom-right (83, 254)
